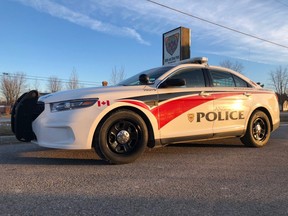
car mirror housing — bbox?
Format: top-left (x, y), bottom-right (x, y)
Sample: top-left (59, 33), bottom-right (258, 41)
top-left (139, 74), bottom-right (150, 85)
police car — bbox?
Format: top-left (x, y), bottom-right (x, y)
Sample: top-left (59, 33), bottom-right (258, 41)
top-left (12, 57), bottom-right (280, 164)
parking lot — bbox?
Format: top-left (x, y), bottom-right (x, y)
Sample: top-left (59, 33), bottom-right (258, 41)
top-left (0, 122), bottom-right (288, 215)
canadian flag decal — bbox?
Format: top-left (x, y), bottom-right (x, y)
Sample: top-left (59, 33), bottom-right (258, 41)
top-left (98, 100), bottom-right (110, 107)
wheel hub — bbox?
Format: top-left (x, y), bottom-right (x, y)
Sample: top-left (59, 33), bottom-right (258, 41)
top-left (255, 124), bottom-right (262, 135)
top-left (116, 130), bottom-right (130, 144)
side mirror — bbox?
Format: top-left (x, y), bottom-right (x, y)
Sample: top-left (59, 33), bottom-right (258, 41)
top-left (139, 74), bottom-right (150, 85)
top-left (159, 78), bottom-right (186, 88)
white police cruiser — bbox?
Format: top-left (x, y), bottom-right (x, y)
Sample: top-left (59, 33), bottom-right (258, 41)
top-left (12, 57), bottom-right (280, 164)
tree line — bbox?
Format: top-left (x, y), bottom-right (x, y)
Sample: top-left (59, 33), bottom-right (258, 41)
top-left (46, 68), bottom-right (80, 93)
top-left (0, 69), bottom-right (80, 105)
top-left (0, 66), bottom-right (125, 106)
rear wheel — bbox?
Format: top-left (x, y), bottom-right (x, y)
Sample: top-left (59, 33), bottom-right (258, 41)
top-left (241, 111), bottom-right (271, 147)
top-left (94, 110), bottom-right (148, 164)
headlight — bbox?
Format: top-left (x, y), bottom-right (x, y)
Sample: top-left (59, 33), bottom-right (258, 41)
top-left (50, 98), bottom-right (98, 112)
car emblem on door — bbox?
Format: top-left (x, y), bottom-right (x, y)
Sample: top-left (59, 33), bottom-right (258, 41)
top-left (188, 113), bottom-right (194, 122)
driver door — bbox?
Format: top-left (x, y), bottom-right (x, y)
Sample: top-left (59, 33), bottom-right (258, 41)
top-left (156, 67), bottom-right (214, 143)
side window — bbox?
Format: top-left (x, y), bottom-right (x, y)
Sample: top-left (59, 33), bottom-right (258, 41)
top-left (233, 75), bottom-right (251, 87)
top-left (169, 68), bottom-right (206, 88)
top-left (210, 70), bottom-right (235, 87)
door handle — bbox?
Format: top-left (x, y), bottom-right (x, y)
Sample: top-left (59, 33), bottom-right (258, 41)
top-left (199, 91), bottom-right (211, 97)
top-left (243, 92), bottom-right (251, 97)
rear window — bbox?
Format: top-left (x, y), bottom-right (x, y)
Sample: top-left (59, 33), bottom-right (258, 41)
top-left (210, 70), bottom-right (251, 87)
top-left (233, 75), bottom-right (251, 87)
top-left (210, 70), bottom-right (234, 87)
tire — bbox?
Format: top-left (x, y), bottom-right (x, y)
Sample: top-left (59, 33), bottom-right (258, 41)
top-left (94, 109), bottom-right (148, 164)
top-left (240, 110), bottom-right (271, 147)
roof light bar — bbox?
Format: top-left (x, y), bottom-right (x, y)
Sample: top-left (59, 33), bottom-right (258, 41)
top-left (178, 57), bottom-right (208, 65)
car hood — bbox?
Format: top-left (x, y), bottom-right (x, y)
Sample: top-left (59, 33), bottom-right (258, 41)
top-left (38, 85), bottom-right (153, 103)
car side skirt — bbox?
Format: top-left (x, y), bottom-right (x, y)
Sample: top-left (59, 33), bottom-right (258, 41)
top-left (160, 130), bottom-right (243, 145)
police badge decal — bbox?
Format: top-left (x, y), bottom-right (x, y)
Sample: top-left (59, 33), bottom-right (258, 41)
top-left (188, 113), bottom-right (195, 122)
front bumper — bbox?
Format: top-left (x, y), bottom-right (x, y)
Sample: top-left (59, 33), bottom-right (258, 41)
top-left (31, 106), bottom-right (96, 149)
top-left (12, 90), bottom-right (98, 149)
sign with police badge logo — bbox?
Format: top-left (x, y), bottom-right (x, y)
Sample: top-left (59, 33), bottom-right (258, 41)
top-left (163, 27), bottom-right (191, 65)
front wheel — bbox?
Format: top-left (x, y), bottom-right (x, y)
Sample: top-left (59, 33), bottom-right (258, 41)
top-left (94, 109), bottom-right (148, 164)
top-left (240, 111), bottom-right (271, 147)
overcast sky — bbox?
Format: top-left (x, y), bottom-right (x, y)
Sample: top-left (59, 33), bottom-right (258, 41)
top-left (1, 0), bottom-right (287, 91)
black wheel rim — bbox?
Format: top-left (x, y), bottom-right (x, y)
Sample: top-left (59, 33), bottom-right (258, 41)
top-left (252, 117), bottom-right (267, 141)
top-left (107, 119), bottom-right (141, 154)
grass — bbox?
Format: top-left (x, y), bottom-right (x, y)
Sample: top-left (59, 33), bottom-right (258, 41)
top-left (0, 114), bottom-right (13, 136)
top-left (0, 115), bottom-right (20, 144)
top-left (0, 122), bottom-right (13, 136)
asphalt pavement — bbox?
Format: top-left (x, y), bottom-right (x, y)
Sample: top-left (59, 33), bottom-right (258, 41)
top-left (0, 125), bottom-right (288, 215)
top-left (281, 111), bottom-right (288, 122)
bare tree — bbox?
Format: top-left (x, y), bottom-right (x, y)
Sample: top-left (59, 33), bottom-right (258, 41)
top-left (47, 76), bottom-right (62, 93)
top-left (110, 66), bottom-right (126, 85)
top-left (66, 67), bottom-right (79, 90)
top-left (32, 78), bottom-right (41, 91)
top-left (269, 66), bottom-right (288, 110)
top-left (270, 66), bottom-right (288, 95)
top-left (0, 72), bottom-right (26, 105)
top-left (219, 59), bottom-right (244, 73)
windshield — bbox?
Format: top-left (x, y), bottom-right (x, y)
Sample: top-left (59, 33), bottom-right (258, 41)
top-left (117, 66), bottom-right (174, 86)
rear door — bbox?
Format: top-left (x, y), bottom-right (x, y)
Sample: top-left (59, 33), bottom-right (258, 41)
top-left (156, 67), bottom-right (214, 143)
top-left (208, 69), bottom-right (252, 137)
